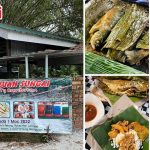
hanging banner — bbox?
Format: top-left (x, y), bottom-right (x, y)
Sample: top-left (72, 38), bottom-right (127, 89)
top-left (0, 78), bottom-right (72, 133)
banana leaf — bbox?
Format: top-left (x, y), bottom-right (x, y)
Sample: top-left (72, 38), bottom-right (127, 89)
top-left (104, 4), bottom-right (148, 51)
top-left (85, 52), bottom-right (146, 74)
top-left (91, 106), bottom-right (149, 150)
top-left (136, 31), bottom-right (149, 49)
top-left (104, 92), bottom-right (142, 104)
top-left (106, 49), bottom-right (126, 63)
top-left (116, 7), bottom-right (148, 51)
top-left (104, 5), bottom-right (134, 48)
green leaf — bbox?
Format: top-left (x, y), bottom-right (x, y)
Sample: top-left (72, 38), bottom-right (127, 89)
top-left (85, 52), bottom-right (146, 74)
top-left (104, 92), bottom-right (141, 104)
top-left (91, 106), bottom-right (149, 150)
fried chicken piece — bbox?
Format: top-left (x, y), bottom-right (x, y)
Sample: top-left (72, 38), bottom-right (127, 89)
top-left (108, 129), bottom-right (119, 139)
top-left (129, 122), bottom-right (149, 141)
top-left (118, 121), bottom-right (129, 132)
top-left (111, 121), bottom-right (129, 134)
top-left (112, 124), bottom-right (125, 134)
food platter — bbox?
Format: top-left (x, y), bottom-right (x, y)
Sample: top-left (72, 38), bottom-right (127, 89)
top-left (91, 106), bottom-right (149, 150)
top-left (13, 101), bottom-right (35, 119)
top-left (85, 76), bottom-right (149, 150)
top-left (85, 0), bottom-right (149, 74)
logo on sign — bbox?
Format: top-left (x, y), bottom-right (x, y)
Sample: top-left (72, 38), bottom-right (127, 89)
top-left (0, 5), bottom-right (3, 20)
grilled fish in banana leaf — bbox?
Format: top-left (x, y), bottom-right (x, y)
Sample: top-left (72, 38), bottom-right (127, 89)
top-left (136, 30), bottom-right (149, 49)
top-left (103, 5), bottom-right (136, 49)
top-left (98, 77), bottom-right (148, 97)
top-left (90, 6), bottom-right (125, 49)
top-left (86, 0), bottom-right (149, 74)
top-left (106, 49), bottom-right (126, 63)
top-left (103, 4), bottom-right (148, 51)
top-left (85, 0), bottom-right (115, 39)
top-left (116, 11), bottom-right (148, 50)
top-left (125, 49), bottom-right (149, 65)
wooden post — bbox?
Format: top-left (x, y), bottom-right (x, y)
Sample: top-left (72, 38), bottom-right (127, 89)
top-left (25, 56), bottom-right (29, 79)
top-left (45, 55), bottom-right (48, 78)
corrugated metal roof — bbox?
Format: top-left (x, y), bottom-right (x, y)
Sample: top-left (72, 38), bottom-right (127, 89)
top-left (0, 23), bottom-right (81, 43)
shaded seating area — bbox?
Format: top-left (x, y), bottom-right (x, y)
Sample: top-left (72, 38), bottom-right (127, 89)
top-left (0, 24), bottom-right (82, 78)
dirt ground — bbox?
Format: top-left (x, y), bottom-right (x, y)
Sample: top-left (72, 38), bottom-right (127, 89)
top-left (0, 130), bottom-right (83, 150)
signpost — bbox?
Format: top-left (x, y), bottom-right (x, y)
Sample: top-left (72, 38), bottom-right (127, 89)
top-left (0, 5), bottom-right (3, 20)
top-left (0, 78), bottom-right (72, 133)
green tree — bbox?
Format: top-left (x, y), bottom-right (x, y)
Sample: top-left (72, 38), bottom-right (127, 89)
top-left (19, 64), bottom-right (82, 78)
top-left (0, 0), bottom-right (83, 38)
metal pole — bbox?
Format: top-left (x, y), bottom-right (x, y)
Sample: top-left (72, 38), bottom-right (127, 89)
top-left (25, 56), bottom-right (29, 79)
top-left (45, 55), bottom-right (49, 78)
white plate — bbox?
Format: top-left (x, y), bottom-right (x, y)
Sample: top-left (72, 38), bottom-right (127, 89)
top-left (85, 93), bottom-right (105, 129)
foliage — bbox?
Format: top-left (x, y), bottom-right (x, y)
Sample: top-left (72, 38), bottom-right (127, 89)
top-left (0, 0), bottom-right (83, 38)
top-left (19, 64), bottom-right (83, 78)
top-left (48, 65), bottom-right (83, 77)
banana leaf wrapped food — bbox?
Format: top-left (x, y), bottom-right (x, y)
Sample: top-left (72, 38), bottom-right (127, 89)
top-left (125, 30), bottom-right (149, 65)
top-left (125, 49), bottom-right (149, 65)
top-left (89, 6), bottom-right (125, 49)
top-left (105, 48), bottom-right (149, 65)
top-left (86, 2), bottom-right (149, 73)
top-left (136, 30), bottom-right (149, 49)
top-left (103, 4), bottom-right (148, 51)
top-left (85, 0), bottom-right (115, 39)
top-left (106, 49), bottom-right (126, 63)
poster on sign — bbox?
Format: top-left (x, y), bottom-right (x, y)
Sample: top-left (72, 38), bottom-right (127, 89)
top-left (0, 78), bottom-right (72, 134)
top-left (0, 5), bottom-right (2, 20)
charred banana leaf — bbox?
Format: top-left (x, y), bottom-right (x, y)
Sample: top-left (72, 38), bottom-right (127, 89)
top-left (106, 49), bottom-right (126, 63)
top-left (116, 7), bottom-right (148, 50)
top-left (103, 4), bottom-right (148, 51)
top-left (103, 5), bottom-right (136, 49)
top-left (125, 49), bottom-right (149, 65)
top-left (90, 6), bottom-right (125, 49)
top-left (136, 31), bottom-right (149, 49)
